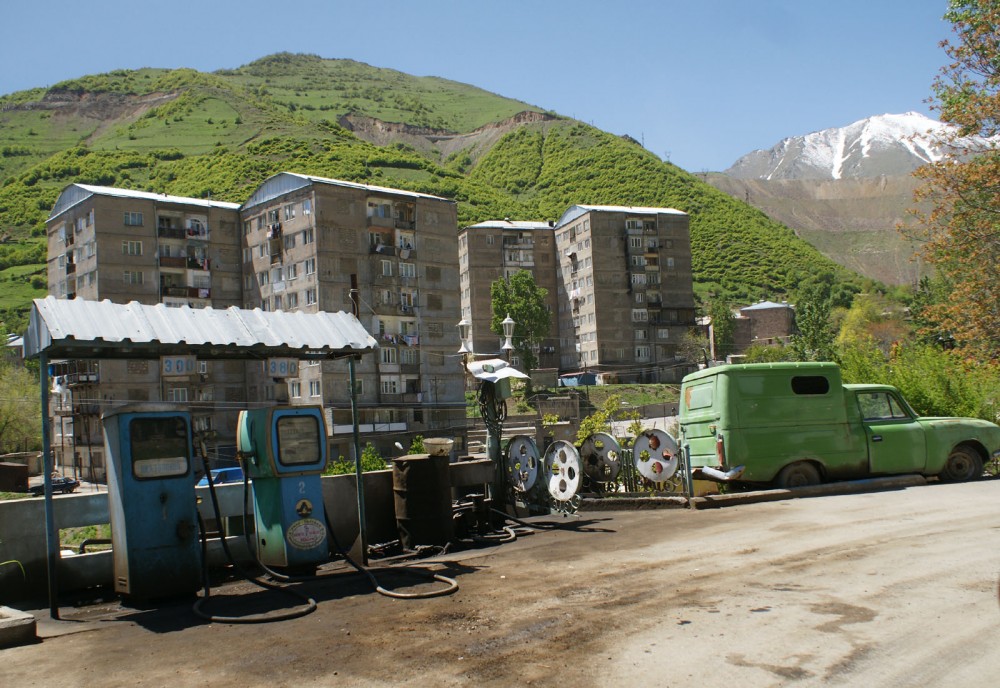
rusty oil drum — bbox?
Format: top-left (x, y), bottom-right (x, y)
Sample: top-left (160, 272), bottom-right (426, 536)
top-left (392, 454), bottom-right (454, 549)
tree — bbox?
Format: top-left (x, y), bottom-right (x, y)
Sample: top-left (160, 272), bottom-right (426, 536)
top-left (0, 362), bottom-right (41, 454)
top-left (789, 288), bottom-right (837, 362)
top-left (909, 0), bottom-right (1000, 359)
top-left (489, 270), bottom-right (551, 374)
top-left (706, 300), bottom-right (735, 361)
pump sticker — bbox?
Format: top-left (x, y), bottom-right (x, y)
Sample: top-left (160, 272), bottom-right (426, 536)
top-left (286, 518), bottom-right (326, 550)
top-left (295, 498), bottom-right (313, 517)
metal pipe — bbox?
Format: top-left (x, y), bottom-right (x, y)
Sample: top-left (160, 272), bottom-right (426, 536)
top-left (349, 355), bottom-right (368, 565)
top-left (692, 464), bottom-right (746, 483)
top-left (40, 352), bottom-right (60, 619)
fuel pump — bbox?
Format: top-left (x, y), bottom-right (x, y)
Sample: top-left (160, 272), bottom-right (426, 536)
top-left (103, 404), bottom-right (200, 600)
top-left (237, 405), bottom-right (329, 569)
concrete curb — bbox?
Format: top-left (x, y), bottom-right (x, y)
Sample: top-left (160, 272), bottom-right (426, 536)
top-left (578, 474), bottom-right (929, 512)
top-left (0, 605), bottom-right (37, 648)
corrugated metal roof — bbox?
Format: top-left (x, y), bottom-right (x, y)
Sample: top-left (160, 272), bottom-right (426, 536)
top-left (741, 300), bottom-right (793, 311)
top-left (242, 172), bottom-right (452, 211)
top-left (49, 184), bottom-right (240, 221)
top-left (464, 220), bottom-right (553, 230)
top-left (555, 204), bottom-right (687, 228)
top-left (24, 297), bottom-right (378, 360)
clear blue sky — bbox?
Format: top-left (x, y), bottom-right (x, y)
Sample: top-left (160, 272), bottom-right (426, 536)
top-left (1, 0), bottom-right (952, 172)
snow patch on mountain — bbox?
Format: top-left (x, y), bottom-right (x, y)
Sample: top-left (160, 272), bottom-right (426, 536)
top-left (725, 112), bottom-right (990, 181)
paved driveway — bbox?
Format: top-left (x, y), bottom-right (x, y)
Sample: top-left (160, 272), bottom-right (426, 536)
top-left (4, 479), bottom-right (999, 687)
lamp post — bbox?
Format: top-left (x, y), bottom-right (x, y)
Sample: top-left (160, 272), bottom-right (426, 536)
top-left (500, 313), bottom-right (515, 362)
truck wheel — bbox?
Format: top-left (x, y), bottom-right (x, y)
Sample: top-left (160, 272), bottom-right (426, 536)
top-left (776, 462), bottom-right (821, 489)
top-left (940, 446), bottom-right (982, 482)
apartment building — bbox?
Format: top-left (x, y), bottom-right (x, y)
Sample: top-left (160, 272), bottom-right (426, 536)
top-left (239, 173), bottom-right (465, 458)
top-left (460, 205), bottom-right (697, 385)
top-left (457, 220), bottom-right (560, 368)
top-left (45, 185), bottom-right (244, 480)
top-left (554, 205), bottom-right (696, 383)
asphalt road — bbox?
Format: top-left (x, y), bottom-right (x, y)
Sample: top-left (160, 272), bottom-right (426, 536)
top-left (4, 479), bottom-right (1000, 687)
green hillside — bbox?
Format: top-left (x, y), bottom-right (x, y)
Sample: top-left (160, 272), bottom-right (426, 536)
top-left (0, 53), bottom-right (864, 329)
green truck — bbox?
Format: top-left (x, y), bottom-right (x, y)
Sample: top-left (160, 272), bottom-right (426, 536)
top-left (679, 362), bottom-right (1000, 489)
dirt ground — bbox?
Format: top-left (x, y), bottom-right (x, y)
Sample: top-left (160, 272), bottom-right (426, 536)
top-left (4, 480), bottom-right (1000, 687)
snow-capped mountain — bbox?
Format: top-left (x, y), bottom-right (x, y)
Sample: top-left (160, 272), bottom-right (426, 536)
top-left (724, 112), bottom-right (983, 181)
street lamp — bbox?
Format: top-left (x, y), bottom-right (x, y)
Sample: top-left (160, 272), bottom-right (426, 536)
top-left (501, 313), bottom-right (515, 360)
top-left (457, 318), bottom-right (471, 354)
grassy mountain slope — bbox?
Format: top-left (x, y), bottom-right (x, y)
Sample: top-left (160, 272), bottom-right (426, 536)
top-left (0, 54), bottom-right (865, 330)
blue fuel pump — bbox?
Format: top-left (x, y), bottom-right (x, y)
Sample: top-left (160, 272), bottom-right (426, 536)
top-left (237, 405), bottom-right (329, 569)
top-left (103, 404), bottom-right (201, 600)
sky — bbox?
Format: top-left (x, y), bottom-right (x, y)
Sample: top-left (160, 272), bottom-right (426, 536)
top-left (1, 0), bottom-right (953, 172)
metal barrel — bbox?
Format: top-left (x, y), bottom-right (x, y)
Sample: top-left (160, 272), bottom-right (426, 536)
top-left (392, 454), bottom-right (454, 549)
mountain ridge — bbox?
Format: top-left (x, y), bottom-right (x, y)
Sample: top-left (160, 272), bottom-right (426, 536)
top-left (0, 53), bottom-right (867, 329)
top-left (724, 112), bottom-right (983, 181)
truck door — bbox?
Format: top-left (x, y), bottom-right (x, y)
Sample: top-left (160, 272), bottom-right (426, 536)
top-left (856, 391), bottom-right (926, 475)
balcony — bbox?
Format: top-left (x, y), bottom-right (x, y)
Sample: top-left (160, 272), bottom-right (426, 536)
top-left (394, 218), bottom-right (415, 230)
top-left (158, 226), bottom-right (185, 240)
top-left (187, 225), bottom-right (210, 241)
top-left (370, 244), bottom-right (396, 256)
top-left (161, 286), bottom-right (188, 298)
top-left (398, 304), bottom-right (415, 315)
top-left (158, 256), bottom-right (187, 269)
top-left (66, 262), bottom-right (76, 274)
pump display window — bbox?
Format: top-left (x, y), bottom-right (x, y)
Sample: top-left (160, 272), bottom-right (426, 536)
top-left (129, 417), bottom-right (190, 479)
top-left (276, 415), bottom-right (322, 466)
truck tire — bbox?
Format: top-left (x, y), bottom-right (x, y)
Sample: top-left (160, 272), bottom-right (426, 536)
top-left (940, 446), bottom-right (982, 482)
top-left (775, 462), bottom-right (821, 489)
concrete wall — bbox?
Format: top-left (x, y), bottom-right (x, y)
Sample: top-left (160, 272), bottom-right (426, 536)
top-left (0, 459), bottom-right (493, 605)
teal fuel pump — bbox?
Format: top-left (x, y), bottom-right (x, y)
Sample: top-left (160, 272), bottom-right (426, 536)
top-left (237, 405), bottom-right (329, 569)
top-left (103, 404), bottom-right (200, 600)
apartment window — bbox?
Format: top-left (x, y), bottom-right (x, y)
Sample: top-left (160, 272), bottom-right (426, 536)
top-left (631, 309), bottom-right (648, 322)
top-left (285, 263), bottom-right (298, 280)
top-left (124, 212), bottom-right (143, 226)
top-left (634, 292), bottom-right (645, 303)
top-left (636, 345), bottom-right (651, 360)
top-left (242, 247), bottom-right (252, 263)
top-left (635, 329), bottom-right (647, 340)
top-left (167, 388), bottom-right (188, 402)
top-left (243, 274), bottom-right (253, 290)
top-left (309, 380), bottom-right (321, 397)
top-left (381, 260), bottom-right (393, 277)
top-left (258, 243), bottom-right (268, 258)
top-left (305, 288), bottom-right (317, 305)
top-left (290, 381), bottom-right (301, 398)
top-left (486, 234), bottom-right (495, 245)
top-left (123, 270), bottom-right (143, 285)
top-left (86, 240), bottom-right (96, 258)
top-left (284, 234), bottom-right (297, 250)
top-left (302, 199), bottom-right (312, 215)
top-left (400, 262), bottom-right (415, 278)
top-left (243, 220), bottom-right (252, 236)
top-left (305, 258), bottom-right (316, 275)
top-left (122, 240), bottom-right (143, 256)
top-left (401, 348), bottom-right (418, 365)
top-left (631, 255), bottom-right (647, 267)
top-left (381, 348), bottom-right (398, 364)
top-left (367, 201), bottom-right (391, 218)
top-left (273, 295), bottom-right (282, 310)
top-left (258, 271), bottom-right (269, 286)
top-left (381, 378), bottom-right (399, 395)
top-left (301, 228), bottom-right (314, 245)
top-left (658, 329), bottom-right (670, 339)
top-left (666, 257), bottom-right (675, 268)
top-left (284, 204), bottom-right (296, 221)
top-left (286, 292), bottom-right (299, 308)
top-left (629, 237), bottom-right (643, 249)
top-left (267, 209), bottom-right (279, 224)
